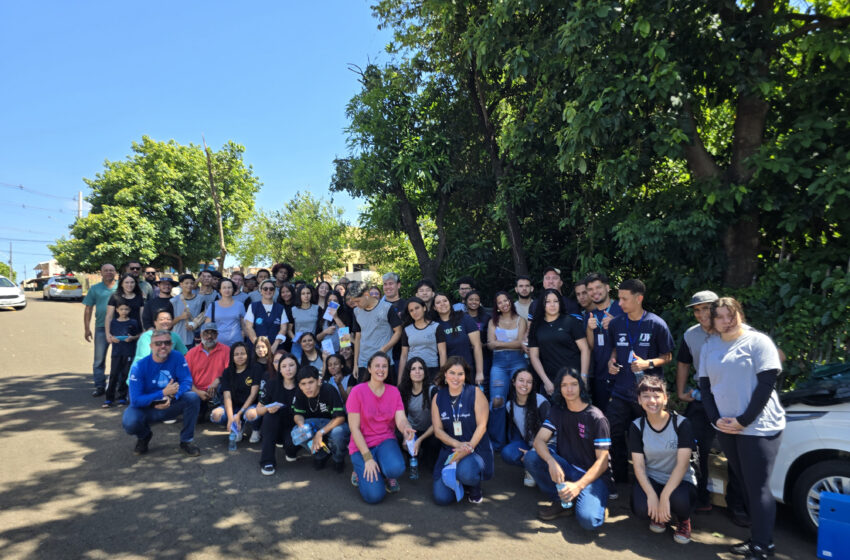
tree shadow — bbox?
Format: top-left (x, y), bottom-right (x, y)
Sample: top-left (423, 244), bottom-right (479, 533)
top-left (0, 372), bottom-right (814, 559)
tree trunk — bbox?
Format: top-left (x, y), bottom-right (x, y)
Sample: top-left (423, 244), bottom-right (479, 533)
top-left (723, 212), bottom-right (760, 287)
top-left (203, 139), bottom-right (227, 272)
top-left (392, 182), bottom-right (439, 283)
top-left (467, 63), bottom-right (529, 277)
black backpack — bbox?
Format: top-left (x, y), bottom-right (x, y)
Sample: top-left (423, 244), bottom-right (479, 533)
top-left (639, 412), bottom-right (701, 478)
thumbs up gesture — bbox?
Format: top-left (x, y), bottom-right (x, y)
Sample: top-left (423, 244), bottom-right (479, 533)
top-left (602, 310), bottom-right (614, 329)
top-left (587, 313), bottom-right (598, 330)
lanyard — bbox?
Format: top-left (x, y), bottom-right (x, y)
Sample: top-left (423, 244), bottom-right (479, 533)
top-left (593, 302), bottom-right (613, 331)
top-left (626, 311), bottom-right (646, 353)
top-left (450, 386), bottom-right (465, 424)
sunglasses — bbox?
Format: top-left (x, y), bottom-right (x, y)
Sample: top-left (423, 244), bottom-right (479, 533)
top-left (261, 286), bottom-right (275, 292)
top-left (129, 266), bottom-right (141, 271)
top-left (153, 340), bottom-right (173, 347)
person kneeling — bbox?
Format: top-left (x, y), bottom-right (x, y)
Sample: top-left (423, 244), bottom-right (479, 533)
top-left (122, 330), bottom-right (201, 456)
top-left (431, 357), bottom-right (494, 505)
top-left (629, 375), bottom-right (697, 544)
top-left (292, 365), bottom-right (350, 472)
top-left (525, 368), bottom-right (609, 530)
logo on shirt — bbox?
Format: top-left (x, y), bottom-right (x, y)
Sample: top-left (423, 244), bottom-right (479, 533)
top-left (245, 377), bottom-right (253, 386)
top-left (640, 333), bottom-right (651, 342)
top-left (616, 333), bottom-right (628, 347)
top-left (577, 422), bottom-right (587, 439)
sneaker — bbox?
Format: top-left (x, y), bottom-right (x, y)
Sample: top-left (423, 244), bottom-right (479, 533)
top-left (249, 430), bottom-right (261, 444)
top-left (117, 398), bottom-right (129, 406)
top-left (537, 501), bottom-right (574, 521)
top-left (313, 453), bottom-right (330, 471)
top-left (742, 544), bottom-right (773, 560)
top-left (91, 387), bottom-right (105, 397)
top-left (468, 487), bottom-right (483, 504)
top-left (673, 518), bottom-right (691, 544)
top-left (730, 540), bottom-right (775, 557)
top-left (179, 441), bottom-right (201, 457)
top-left (260, 464), bottom-right (276, 476)
top-left (134, 433), bottom-right (152, 455)
top-left (163, 419), bottom-right (177, 425)
top-left (351, 471), bottom-right (359, 487)
top-left (276, 441), bottom-right (284, 448)
top-left (102, 400), bottom-right (114, 408)
top-left (649, 520), bottom-right (667, 534)
top-left (333, 460), bottom-right (345, 473)
top-left (523, 470), bottom-right (536, 488)
top-left (386, 478), bottom-right (400, 493)
top-left (285, 453), bottom-right (298, 463)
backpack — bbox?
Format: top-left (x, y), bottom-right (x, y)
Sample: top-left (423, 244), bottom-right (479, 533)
top-left (639, 412), bottom-right (701, 478)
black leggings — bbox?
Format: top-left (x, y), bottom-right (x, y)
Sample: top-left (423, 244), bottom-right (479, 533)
top-left (716, 431), bottom-right (782, 548)
top-left (259, 410), bottom-right (298, 467)
top-left (631, 478), bottom-right (696, 521)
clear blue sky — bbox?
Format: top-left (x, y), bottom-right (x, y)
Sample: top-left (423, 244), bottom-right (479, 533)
top-left (0, 1), bottom-right (392, 281)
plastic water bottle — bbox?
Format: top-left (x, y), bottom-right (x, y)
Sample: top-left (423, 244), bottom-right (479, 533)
top-left (228, 423), bottom-right (238, 451)
top-left (409, 457), bottom-right (419, 480)
top-left (691, 388), bottom-right (702, 401)
top-left (555, 482), bottom-right (573, 509)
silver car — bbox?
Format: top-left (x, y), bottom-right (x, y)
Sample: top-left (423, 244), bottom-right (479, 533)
top-left (0, 275), bottom-right (26, 309)
top-left (42, 275), bottom-right (83, 301)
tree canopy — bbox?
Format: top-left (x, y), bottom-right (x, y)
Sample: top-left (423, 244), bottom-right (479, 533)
top-left (51, 136), bottom-right (260, 273)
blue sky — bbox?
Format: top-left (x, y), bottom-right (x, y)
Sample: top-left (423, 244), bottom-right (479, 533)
top-left (0, 1), bottom-right (392, 281)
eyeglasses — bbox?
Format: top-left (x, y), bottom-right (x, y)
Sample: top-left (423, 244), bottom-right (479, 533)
top-left (153, 340), bottom-right (173, 347)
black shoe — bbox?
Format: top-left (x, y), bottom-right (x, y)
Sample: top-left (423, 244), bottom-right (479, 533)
top-left (92, 387), bottom-right (106, 397)
top-left (742, 544), bottom-right (773, 560)
top-left (538, 501), bottom-right (574, 521)
top-left (134, 433), bottom-right (152, 455)
top-left (730, 540), bottom-right (775, 557)
top-left (730, 508), bottom-right (751, 528)
top-left (313, 452), bottom-right (330, 471)
top-left (179, 441), bottom-right (200, 457)
top-left (333, 460), bottom-right (345, 473)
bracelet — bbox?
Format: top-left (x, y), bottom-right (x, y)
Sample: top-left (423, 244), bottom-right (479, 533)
top-left (362, 451), bottom-right (373, 462)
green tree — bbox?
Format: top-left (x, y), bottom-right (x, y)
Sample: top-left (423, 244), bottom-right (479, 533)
top-left (235, 192), bottom-right (350, 282)
top-left (50, 136), bottom-right (260, 272)
top-left (0, 262), bottom-right (15, 282)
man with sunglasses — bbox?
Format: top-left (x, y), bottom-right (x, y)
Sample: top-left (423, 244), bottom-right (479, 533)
top-left (125, 260), bottom-right (153, 300)
top-left (122, 329), bottom-right (201, 456)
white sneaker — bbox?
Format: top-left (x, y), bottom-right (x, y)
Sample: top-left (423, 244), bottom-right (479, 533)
top-left (523, 470), bottom-right (536, 487)
top-left (249, 430), bottom-right (261, 443)
top-left (163, 419), bottom-right (177, 424)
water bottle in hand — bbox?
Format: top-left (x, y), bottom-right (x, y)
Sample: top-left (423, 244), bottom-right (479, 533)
top-left (409, 457), bottom-right (419, 480)
top-left (555, 482), bottom-right (573, 509)
top-left (228, 423), bottom-right (238, 451)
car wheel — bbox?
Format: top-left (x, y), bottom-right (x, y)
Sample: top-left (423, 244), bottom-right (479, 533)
top-left (792, 459), bottom-right (850, 535)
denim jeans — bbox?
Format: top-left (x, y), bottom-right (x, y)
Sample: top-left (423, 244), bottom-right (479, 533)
top-left (210, 405), bottom-right (259, 430)
top-left (92, 327), bottom-right (108, 389)
top-left (122, 392), bottom-right (201, 443)
top-left (303, 417), bottom-right (350, 464)
top-left (487, 350), bottom-right (527, 450)
top-left (500, 437), bottom-right (531, 467)
top-left (433, 454), bottom-right (486, 505)
top-left (525, 448), bottom-right (608, 530)
top-left (350, 438), bottom-right (406, 504)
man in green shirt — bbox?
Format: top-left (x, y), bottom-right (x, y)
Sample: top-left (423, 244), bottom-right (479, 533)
top-left (83, 263), bottom-right (117, 396)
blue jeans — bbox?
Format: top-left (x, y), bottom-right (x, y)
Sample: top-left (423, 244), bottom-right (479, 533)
top-left (433, 454), bottom-right (486, 505)
top-left (525, 448), bottom-right (608, 530)
top-left (487, 351), bottom-right (527, 450)
top-left (501, 437), bottom-right (531, 467)
top-left (122, 392), bottom-right (201, 443)
top-left (92, 327), bottom-right (108, 389)
top-left (210, 405), bottom-right (259, 430)
top-left (303, 417), bottom-right (350, 464)
top-left (350, 439), bottom-right (406, 504)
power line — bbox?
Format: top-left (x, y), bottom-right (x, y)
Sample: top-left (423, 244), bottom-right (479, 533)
top-left (0, 249), bottom-right (54, 257)
top-left (0, 201), bottom-right (77, 214)
top-left (0, 226), bottom-right (61, 235)
top-left (0, 237), bottom-right (56, 243)
top-left (0, 181), bottom-right (85, 202)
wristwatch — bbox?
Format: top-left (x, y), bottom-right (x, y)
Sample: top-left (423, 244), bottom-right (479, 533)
top-left (648, 360), bottom-right (655, 368)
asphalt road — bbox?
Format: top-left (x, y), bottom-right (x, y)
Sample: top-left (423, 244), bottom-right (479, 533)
top-left (0, 295), bottom-right (817, 559)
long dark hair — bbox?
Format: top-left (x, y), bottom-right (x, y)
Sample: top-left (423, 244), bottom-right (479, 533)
top-left (116, 273), bottom-right (143, 299)
top-left (222, 342), bottom-right (252, 390)
top-left (298, 332), bottom-right (318, 366)
top-left (434, 292), bottom-right (463, 329)
top-left (276, 282), bottom-right (295, 307)
top-left (491, 290), bottom-right (518, 328)
top-left (529, 288), bottom-right (566, 340)
top-left (398, 357), bottom-right (432, 410)
top-left (322, 353), bottom-right (352, 382)
top-left (507, 367), bottom-right (544, 443)
top-left (434, 356), bottom-right (473, 387)
top-left (550, 367), bottom-right (590, 409)
top-left (359, 351), bottom-right (391, 383)
top-left (402, 296), bottom-right (430, 326)
top-left (297, 284), bottom-right (317, 308)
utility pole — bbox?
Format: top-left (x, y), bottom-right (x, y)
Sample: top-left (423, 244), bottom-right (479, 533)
top-left (8, 242), bottom-right (12, 281)
top-left (77, 191), bottom-right (83, 219)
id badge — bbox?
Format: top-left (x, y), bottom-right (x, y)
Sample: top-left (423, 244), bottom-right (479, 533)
top-left (628, 350), bottom-right (637, 363)
top-left (453, 421), bottom-right (463, 436)
top-left (597, 334), bottom-right (604, 347)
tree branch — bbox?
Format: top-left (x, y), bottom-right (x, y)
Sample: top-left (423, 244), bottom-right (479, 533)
top-left (779, 14), bottom-right (850, 44)
top-left (681, 102), bottom-right (722, 180)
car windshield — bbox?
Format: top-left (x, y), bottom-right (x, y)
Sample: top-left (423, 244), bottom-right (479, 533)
top-left (53, 277), bottom-right (80, 285)
top-left (0, 278), bottom-right (15, 288)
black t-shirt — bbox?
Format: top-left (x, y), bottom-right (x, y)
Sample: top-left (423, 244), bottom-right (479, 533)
top-left (383, 297), bottom-right (407, 361)
top-left (528, 314), bottom-right (586, 379)
top-left (220, 363), bottom-right (262, 409)
top-left (436, 314), bottom-right (479, 366)
top-left (259, 375), bottom-right (298, 411)
top-left (542, 403), bottom-right (611, 472)
top-left (142, 297), bottom-right (174, 331)
top-left (108, 293), bottom-right (144, 327)
top-left (292, 383), bottom-right (345, 420)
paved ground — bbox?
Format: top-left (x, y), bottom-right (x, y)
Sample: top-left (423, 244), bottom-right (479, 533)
top-left (0, 295), bottom-right (817, 559)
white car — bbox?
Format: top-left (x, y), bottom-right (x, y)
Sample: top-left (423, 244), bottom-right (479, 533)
top-left (772, 380), bottom-right (850, 535)
top-left (42, 275), bottom-right (83, 301)
top-left (0, 275), bottom-right (26, 309)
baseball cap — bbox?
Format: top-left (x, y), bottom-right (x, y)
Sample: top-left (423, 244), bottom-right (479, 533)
top-left (542, 266), bottom-right (561, 277)
top-left (686, 290), bottom-right (719, 308)
top-left (201, 322), bottom-right (218, 333)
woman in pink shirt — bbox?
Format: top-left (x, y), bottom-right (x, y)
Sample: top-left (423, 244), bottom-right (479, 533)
top-left (347, 351), bottom-right (415, 503)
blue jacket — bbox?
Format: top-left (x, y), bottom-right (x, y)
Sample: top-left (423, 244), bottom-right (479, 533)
top-left (128, 350), bottom-right (193, 408)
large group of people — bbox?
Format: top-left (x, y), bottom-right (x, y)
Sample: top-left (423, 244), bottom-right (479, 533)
top-left (80, 261), bottom-right (785, 559)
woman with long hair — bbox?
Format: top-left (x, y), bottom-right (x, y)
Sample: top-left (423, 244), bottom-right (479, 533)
top-left (346, 352), bottom-right (416, 504)
top-left (316, 280), bottom-right (333, 310)
top-left (433, 293), bottom-right (484, 386)
top-left (253, 336), bottom-right (272, 370)
top-left (105, 273), bottom-right (144, 342)
top-left (501, 368), bottom-right (550, 488)
top-left (250, 352), bottom-right (301, 475)
top-left (431, 356), bottom-right (493, 505)
top-left (317, 291), bottom-right (346, 354)
top-left (527, 288), bottom-right (590, 396)
top-left (210, 342), bottom-right (263, 446)
top-left (297, 331), bottom-right (323, 371)
top-left (398, 297), bottom-right (442, 384)
top-left (698, 297), bottom-right (785, 560)
top-left (397, 357), bottom-right (440, 475)
top-left (291, 284), bottom-right (321, 362)
top-left (323, 353), bottom-right (354, 403)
